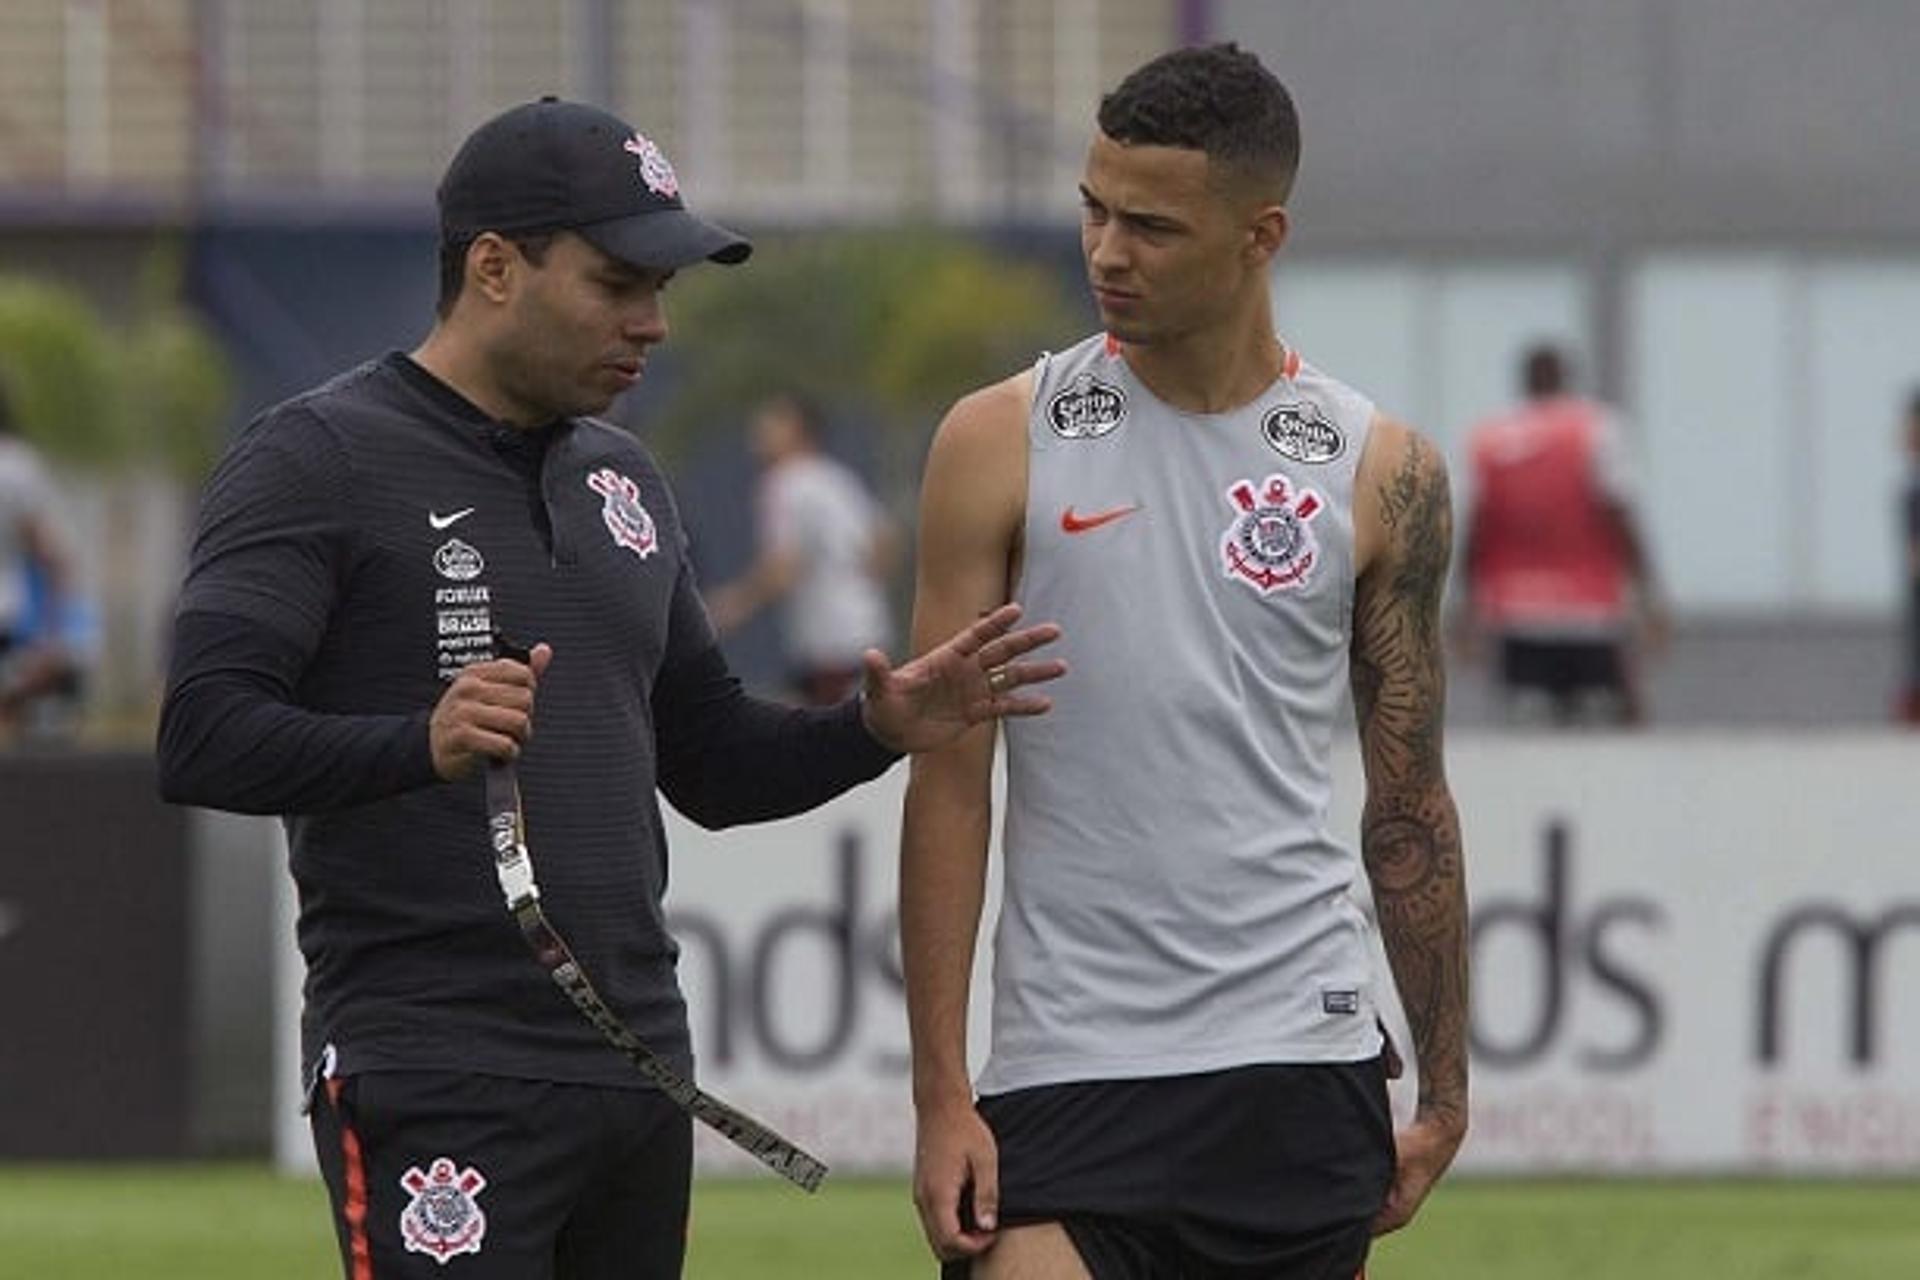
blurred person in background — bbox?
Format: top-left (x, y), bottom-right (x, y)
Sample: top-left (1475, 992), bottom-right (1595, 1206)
top-left (157, 97), bottom-right (1063, 1280)
top-left (902, 43), bottom-right (1467, 1280)
top-left (1900, 389), bottom-right (1920, 725)
top-left (0, 379), bottom-right (81, 741)
top-left (705, 392), bottom-right (899, 704)
top-left (1458, 343), bottom-right (1667, 726)
top-left (0, 555), bottom-right (98, 739)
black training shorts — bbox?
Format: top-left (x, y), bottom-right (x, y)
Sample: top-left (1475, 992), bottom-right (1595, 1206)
top-left (944, 1059), bottom-right (1394, 1280)
top-left (1498, 636), bottom-right (1627, 700)
top-left (312, 1070), bottom-right (692, 1280)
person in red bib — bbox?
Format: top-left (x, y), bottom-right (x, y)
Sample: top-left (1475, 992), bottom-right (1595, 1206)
top-left (1461, 345), bottom-right (1667, 726)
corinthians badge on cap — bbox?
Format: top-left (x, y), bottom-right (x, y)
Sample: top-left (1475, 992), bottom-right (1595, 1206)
top-left (623, 133), bottom-right (680, 199)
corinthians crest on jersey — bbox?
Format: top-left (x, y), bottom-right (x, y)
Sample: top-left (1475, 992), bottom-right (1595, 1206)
top-left (1220, 472), bottom-right (1322, 595)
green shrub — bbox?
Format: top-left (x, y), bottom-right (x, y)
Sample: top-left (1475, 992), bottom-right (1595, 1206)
top-left (0, 240), bottom-right (234, 482)
top-left (643, 229), bottom-right (1080, 464)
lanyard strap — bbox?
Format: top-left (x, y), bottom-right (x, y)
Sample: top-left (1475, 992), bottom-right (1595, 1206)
top-left (484, 758), bottom-right (828, 1191)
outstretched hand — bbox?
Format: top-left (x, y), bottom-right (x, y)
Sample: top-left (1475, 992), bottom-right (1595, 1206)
top-left (859, 603), bottom-right (1066, 753)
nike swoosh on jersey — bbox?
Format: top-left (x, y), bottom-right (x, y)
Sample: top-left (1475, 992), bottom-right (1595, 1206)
top-left (429, 507), bottom-right (476, 530)
top-left (1060, 504), bottom-right (1141, 534)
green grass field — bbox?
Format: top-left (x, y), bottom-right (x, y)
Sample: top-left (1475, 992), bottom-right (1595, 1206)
top-left (1, 1165), bottom-right (1914, 1278)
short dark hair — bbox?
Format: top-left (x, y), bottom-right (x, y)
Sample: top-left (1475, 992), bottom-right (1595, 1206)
top-left (1523, 344), bottom-right (1569, 397)
top-left (1097, 43), bottom-right (1301, 200)
top-left (436, 229), bottom-right (558, 317)
top-left (762, 391), bottom-right (826, 442)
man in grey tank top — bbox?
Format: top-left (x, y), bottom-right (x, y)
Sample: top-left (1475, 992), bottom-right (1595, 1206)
top-left (901, 44), bottom-right (1469, 1280)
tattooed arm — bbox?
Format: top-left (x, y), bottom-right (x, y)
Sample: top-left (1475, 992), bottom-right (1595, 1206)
top-left (1350, 416), bottom-right (1469, 1235)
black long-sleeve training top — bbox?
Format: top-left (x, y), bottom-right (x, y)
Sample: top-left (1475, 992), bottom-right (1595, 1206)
top-left (158, 353), bottom-right (898, 1089)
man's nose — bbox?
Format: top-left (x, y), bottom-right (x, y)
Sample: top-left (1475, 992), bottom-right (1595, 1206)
top-left (626, 296), bottom-right (668, 344)
top-left (1087, 224), bottom-right (1128, 276)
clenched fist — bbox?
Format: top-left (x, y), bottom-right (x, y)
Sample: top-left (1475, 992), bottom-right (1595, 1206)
top-left (430, 643), bottom-right (554, 779)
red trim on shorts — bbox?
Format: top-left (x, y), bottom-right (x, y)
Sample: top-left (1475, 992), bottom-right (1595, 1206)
top-left (328, 1078), bottom-right (376, 1280)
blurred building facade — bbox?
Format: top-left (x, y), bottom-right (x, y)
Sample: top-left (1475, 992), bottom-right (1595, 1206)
top-left (0, 0), bottom-right (1181, 221)
top-left (1222, 1), bottom-right (1920, 624)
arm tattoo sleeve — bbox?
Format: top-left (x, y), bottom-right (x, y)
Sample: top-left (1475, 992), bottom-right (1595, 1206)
top-left (1353, 433), bottom-right (1470, 1126)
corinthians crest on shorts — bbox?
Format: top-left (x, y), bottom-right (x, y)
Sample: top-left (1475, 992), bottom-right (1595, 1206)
top-left (399, 1157), bottom-right (488, 1264)
top-left (1220, 473), bottom-right (1322, 595)
top-left (587, 467), bottom-right (658, 559)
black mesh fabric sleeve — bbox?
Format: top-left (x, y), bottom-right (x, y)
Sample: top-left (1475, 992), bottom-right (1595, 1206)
top-left (650, 641), bottom-right (900, 830)
top-left (156, 404), bottom-right (438, 814)
top-left (157, 609), bottom-right (439, 814)
top-left (645, 508), bottom-right (899, 829)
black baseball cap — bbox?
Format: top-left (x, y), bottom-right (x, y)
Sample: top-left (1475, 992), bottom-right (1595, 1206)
top-left (438, 96), bottom-right (750, 270)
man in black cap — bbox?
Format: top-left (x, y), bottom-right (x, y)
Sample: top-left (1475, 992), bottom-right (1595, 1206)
top-left (157, 98), bottom-right (1065, 1280)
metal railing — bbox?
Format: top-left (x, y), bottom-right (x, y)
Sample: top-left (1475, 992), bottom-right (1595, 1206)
top-left (0, 0), bottom-right (1178, 224)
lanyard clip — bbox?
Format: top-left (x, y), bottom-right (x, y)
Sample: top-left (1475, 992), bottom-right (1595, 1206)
top-left (497, 847), bottom-right (539, 910)
top-left (490, 806), bottom-right (540, 909)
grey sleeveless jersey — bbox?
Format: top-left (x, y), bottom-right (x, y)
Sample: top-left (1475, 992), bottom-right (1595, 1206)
top-left (979, 331), bottom-right (1384, 1095)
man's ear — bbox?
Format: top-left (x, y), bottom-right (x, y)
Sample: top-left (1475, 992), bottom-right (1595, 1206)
top-left (1247, 203), bottom-right (1291, 266)
top-left (467, 233), bottom-right (518, 305)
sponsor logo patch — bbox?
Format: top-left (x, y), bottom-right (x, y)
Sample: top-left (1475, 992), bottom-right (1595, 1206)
top-left (1220, 473), bottom-right (1322, 595)
top-left (1323, 989), bottom-right (1361, 1016)
top-left (1261, 401), bottom-right (1345, 464)
top-left (1046, 372), bottom-right (1127, 439)
top-left (433, 538), bottom-right (485, 582)
top-left (434, 584), bottom-right (493, 682)
top-left (623, 132), bottom-right (680, 199)
top-left (399, 1157), bottom-right (488, 1264)
top-left (587, 467), bottom-right (659, 560)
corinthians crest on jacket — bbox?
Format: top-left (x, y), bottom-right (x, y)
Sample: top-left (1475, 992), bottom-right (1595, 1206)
top-left (1220, 473), bottom-right (1322, 594)
top-left (587, 467), bottom-right (658, 559)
